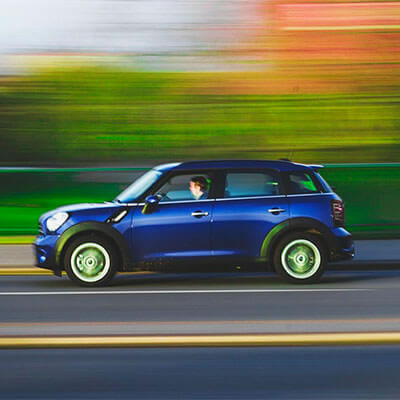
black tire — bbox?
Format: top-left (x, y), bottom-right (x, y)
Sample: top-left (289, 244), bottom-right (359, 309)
top-left (64, 234), bottom-right (118, 287)
top-left (273, 232), bottom-right (326, 284)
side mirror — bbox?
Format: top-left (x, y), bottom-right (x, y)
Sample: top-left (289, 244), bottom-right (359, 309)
top-left (142, 195), bottom-right (160, 214)
top-left (145, 195), bottom-right (160, 205)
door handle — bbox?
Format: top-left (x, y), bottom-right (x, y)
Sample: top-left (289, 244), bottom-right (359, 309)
top-left (191, 211), bottom-right (209, 218)
top-left (268, 208), bottom-right (286, 215)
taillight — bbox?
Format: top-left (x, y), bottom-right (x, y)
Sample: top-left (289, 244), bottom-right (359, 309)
top-left (331, 200), bottom-right (345, 227)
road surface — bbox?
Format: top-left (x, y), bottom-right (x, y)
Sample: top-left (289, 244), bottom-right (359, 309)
top-left (0, 240), bottom-right (400, 399)
top-left (2, 346), bottom-right (400, 399)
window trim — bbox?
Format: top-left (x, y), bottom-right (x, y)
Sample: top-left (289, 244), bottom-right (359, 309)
top-left (216, 195), bottom-right (286, 202)
top-left (150, 198), bottom-right (215, 206)
top-left (286, 193), bottom-right (330, 198)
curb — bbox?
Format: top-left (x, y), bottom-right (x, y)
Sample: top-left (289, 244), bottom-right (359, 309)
top-left (2, 332), bottom-right (400, 349)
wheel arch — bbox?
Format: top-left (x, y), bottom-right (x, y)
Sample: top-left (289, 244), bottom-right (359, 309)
top-left (260, 218), bottom-right (333, 270)
top-left (55, 222), bottom-right (131, 272)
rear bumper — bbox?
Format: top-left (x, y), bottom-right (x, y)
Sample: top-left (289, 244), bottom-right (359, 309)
top-left (329, 227), bottom-right (355, 262)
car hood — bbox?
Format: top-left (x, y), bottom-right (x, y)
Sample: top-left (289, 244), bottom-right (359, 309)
top-left (57, 202), bottom-right (121, 213)
top-left (39, 202), bottom-right (121, 223)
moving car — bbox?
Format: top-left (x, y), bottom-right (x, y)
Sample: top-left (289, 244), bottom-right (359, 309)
top-left (34, 160), bottom-right (354, 286)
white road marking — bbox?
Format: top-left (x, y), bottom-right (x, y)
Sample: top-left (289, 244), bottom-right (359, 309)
top-left (0, 288), bottom-right (371, 296)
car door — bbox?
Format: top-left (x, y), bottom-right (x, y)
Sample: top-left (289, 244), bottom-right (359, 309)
top-left (131, 171), bottom-right (215, 263)
top-left (211, 169), bottom-right (289, 259)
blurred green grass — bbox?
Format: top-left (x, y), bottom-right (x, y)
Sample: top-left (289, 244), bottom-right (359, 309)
top-left (0, 236), bottom-right (35, 244)
top-left (0, 67), bottom-right (399, 165)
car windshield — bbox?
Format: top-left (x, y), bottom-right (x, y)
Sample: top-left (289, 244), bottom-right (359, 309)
top-left (115, 169), bottom-right (162, 203)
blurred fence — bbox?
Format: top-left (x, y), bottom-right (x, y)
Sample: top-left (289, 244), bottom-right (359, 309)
top-left (1, 164), bottom-right (399, 239)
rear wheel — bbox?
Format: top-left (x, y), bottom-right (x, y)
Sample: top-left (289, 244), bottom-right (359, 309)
top-left (273, 233), bottom-right (326, 283)
top-left (64, 235), bottom-right (118, 287)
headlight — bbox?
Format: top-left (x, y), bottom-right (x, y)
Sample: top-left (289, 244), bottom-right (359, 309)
top-left (46, 212), bottom-right (69, 232)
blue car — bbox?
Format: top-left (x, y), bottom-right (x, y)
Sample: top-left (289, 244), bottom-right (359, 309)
top-left (34, 160), bottom-right (354, 286)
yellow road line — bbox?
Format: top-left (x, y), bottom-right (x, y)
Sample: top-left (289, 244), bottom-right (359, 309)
top-left (2, 332), bottom-right (400, 349)
top-left (0, 268), bottom-right (54, 275)
top-left (0, 269), bottom-right (154, 276)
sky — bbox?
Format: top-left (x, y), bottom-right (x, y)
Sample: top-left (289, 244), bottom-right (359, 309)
top-left (0, 0), bottom-right (261, 54)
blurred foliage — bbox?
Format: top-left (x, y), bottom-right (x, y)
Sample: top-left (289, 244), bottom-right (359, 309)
top-left (0, 66), bottom-right (399, 165)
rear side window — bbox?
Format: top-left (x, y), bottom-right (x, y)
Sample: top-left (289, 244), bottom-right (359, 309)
top-left (224, 172), bottom-right (280, 198)
top-left (288, 172), bottom-right (319, 194)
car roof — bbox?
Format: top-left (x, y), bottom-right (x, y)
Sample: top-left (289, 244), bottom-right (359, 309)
top-left (154, 160), bottom-right (319, 172)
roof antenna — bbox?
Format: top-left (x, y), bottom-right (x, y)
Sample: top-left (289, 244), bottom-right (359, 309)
top-left (279, 149), bottom-right (293, 162)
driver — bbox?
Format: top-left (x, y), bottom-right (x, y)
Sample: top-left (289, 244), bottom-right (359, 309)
top-left (189, 176), bottom-right (209, 200)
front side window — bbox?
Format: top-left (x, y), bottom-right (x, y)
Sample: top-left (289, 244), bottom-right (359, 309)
top-left (288, 172), bottom-right (319, 194)
top-left (155, 173), bottom-right (211, 202)
top-left (224, 172), bottom-right (280, 198)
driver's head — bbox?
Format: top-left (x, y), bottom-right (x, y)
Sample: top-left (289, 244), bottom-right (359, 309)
top-left (189, 176), bottom-right (208, 199)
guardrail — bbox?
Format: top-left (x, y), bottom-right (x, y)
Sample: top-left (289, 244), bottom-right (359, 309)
top-left (1, 164), bottom-right (399, 238)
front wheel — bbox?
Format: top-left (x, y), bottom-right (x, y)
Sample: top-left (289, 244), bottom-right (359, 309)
top-left (273, 233), bottom-right (326, 283)
top-left (64, 235), bottom-right (118, 287)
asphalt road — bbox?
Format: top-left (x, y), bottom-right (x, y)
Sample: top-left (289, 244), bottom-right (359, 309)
top-left (1, 240), bottom-right (400, 399)
top-left (1, 269), bottom-right (400, 335)
top-left (1, 346), bottom-right (400, 399)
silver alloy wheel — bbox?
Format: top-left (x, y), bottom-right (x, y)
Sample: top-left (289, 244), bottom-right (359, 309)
top-left (281, 239), bottom-right (321, 279)
top-left (70, 242), bottom-right (111, 283)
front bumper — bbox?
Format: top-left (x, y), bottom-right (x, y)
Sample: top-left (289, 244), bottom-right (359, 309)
top-left (329, 227), bottom-right (355, 261)
top-left (33, 234), bottom-right (61, 275)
